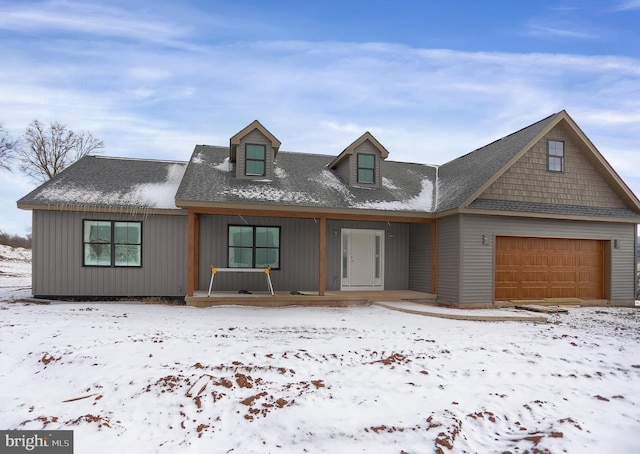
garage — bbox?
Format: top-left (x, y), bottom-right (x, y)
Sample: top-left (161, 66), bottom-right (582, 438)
top-left (495, 237), bottom-right (605, 300)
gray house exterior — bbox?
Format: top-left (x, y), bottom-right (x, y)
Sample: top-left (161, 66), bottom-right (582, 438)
top-left (17, 112), bottom-right (640, 306)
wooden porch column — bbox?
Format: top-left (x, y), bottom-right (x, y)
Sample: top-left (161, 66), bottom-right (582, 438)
top-left (431, 220), bottom-right (437, 294)
top-left (187, 209), bottom-right (200, 296)
top-left (318, 216), bottom-right (326, 296)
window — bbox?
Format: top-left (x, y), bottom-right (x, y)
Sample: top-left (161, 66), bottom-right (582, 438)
top-left (548, 140), bottom-right (564, 172)
top-left (245, 144), bottom-right (266, 176)
top-left (228, 225), bottom-right (280, 269)
top-left (357, 153), bottom-right (375, 184)
top-left (83, 220), bottom-right (142, 267)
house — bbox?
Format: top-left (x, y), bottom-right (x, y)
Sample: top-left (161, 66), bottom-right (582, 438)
top-left (17, 111), bottom-right (640, 307)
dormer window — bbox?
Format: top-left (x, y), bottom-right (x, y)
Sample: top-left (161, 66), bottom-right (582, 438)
top-left (230, 120), bottom-right (281, 180)
top-left (357, 153), bottom-right (375, 184)
top-left (328, 132), bottom-right (388, 188)
top-left (548, 140), bottom-right (564, 172)
top-left (245, 144), bottom-right (266, 176)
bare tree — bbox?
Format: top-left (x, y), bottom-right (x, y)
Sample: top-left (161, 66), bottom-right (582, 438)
top-left (18, 120), bottom-right (104, 182)
top-left (0, 123), bottom-right (18, 171)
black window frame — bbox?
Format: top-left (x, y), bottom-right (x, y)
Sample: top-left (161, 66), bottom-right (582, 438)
top-left (548, 140), bottom-right (565, 173)
top-left (357, 153), bottom-right (376, 184)
top-left (82, 220), bottom-right (143, 268)
top-left (245, 143), bottom-right (266, 176)
top-left (227, 224), bottom-right (281, 270)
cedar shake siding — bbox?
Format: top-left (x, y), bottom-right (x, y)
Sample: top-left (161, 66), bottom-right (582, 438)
top-left (479, 124), bottom-right (628, 209)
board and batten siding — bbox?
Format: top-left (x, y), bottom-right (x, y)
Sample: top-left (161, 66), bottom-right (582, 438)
top-left (198, 215), bottom-right (319, 292)
top-left (435, 215), bottom-right (461, 303)
top-left (457, 214), bottom-right (636, 304)
top-left (32, 210), bottom-right (188, 297)
top-left (325, 220), bottom-right (410, 291)
top-left (408, 223), bottom-right (432, 292)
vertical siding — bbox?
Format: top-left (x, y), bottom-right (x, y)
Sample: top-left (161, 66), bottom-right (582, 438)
top-left (198, 215), bottom-right (319, 292)
top-left (436, 215), bottom-right (461, 303)
top-left (408, 223), bottom-right (431, 292)
top-left (199, 217), bottom-right (411, 293)
top-left (325, 220), bottom-right (409, 291)
top-left (325, 221), bottom-right (409, 290)
top-left (235, 130), bottom-right (275, 180)
top-left (32, 210), bottom-right (188, 297)
top-left (459, 214), bottom-right (637, 304)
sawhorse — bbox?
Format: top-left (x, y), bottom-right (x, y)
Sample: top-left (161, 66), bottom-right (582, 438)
top-left (208, 266), bottom-right (274, 296)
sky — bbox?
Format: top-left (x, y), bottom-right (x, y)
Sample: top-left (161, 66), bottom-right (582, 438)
top-left (0, 0), bottom-right (639, 235)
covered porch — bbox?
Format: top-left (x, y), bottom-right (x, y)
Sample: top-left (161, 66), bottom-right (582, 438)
top-left (186, 207), bottom-right (437, 299)
top-left (185, 289), bottom-right (436, 308)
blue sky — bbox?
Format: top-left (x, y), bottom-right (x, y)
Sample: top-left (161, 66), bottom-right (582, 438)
top-left (1, 0), bottom-right (639, 235)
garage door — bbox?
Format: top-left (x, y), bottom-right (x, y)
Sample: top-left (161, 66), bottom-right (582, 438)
top-left (495, 237), bottom-right (604, 300)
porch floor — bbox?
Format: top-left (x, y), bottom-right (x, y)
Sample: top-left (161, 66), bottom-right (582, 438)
top-left (185, 290), bottom-right (436, 308)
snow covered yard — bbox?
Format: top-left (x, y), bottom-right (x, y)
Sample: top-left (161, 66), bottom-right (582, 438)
top-left (1, 247), bottom-right (640, 453)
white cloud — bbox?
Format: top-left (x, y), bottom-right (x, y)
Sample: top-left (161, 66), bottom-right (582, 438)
top-left (1, 11), bottom-right (640, 234)
top-left (615, 0), bottom-right (640, 10)
top-left (525, 25), bottom-right (597, 39)
top-left (0, 0), bottom-right (189, 45)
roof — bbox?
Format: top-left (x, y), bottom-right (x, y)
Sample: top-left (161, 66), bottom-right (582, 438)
top-left (17, 111), bottom-right (640, 222)
top-left (436, 112), bottom-right (561, 213)
top-left (176, 146), bottom-right (436, 214)
top-left (17, 156), bottom-right (187, 213)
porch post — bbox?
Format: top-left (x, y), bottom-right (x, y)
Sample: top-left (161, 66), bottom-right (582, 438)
top-left (318, 216), bottom-right (326, 296)
top-left (187, 209), bottom-right (200, 296)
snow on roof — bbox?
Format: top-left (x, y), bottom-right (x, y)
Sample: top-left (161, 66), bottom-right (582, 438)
top-left (22, 158), bottom-right (187, 211)
top-left (176, 147), bottom-right (437, 213)
top-left (355, 178), bottom-right (433, 211)
top-left (214, 157), bottom-right (232, 172)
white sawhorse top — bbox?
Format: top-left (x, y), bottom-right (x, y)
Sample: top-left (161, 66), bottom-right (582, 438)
top-left (208, 266), bottom-right (274, 296)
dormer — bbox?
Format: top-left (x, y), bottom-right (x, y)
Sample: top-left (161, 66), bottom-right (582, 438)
top-left (328, 131), bottom-right (389, 188)
top-left (230, 120), bottom-right (281, 180)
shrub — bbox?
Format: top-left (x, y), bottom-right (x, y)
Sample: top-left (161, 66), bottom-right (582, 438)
top-left (0, 231), bottom-right (31, 249)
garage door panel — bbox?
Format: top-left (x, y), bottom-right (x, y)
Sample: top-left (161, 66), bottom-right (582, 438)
top-left (495, 237), bottom-right (604, 300)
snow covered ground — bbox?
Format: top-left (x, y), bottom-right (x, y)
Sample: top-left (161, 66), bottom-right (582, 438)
top-left (1, 245), bottom-right (640, 453)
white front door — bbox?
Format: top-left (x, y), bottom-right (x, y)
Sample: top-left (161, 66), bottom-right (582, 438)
top-left (341, 229), bottom-right (384, 290)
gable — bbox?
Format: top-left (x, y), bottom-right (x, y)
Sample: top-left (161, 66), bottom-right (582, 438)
top-left (230, 120), bottom-right (281, 162)
top-left (332, 138), bottom-right (385, 188)
top-left (478, 122), bottom-right (627, 209)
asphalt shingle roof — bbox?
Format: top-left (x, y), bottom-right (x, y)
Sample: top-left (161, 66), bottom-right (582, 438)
top-left (17, 156), bottom-right (187, 211)
top-left (435, 112), bottom-right (560, 212)
top-left (175, 146), bottom-right (436, 213)
top-left (17, 112), bottom-right (640, 221)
